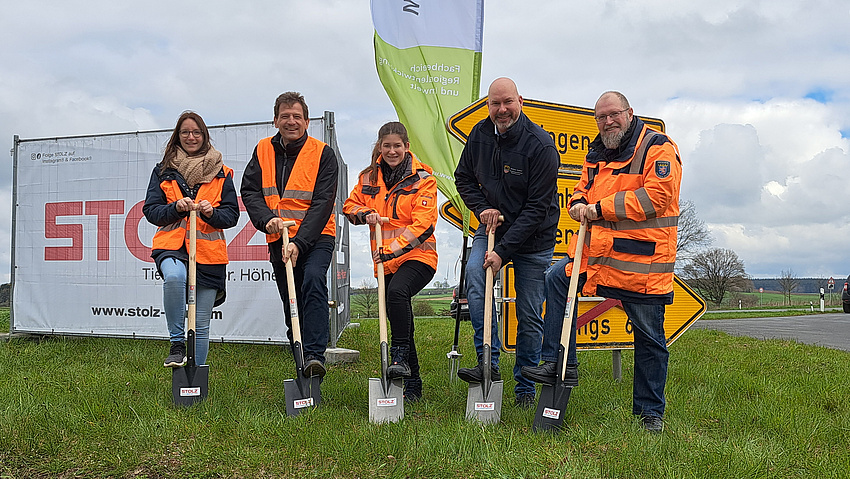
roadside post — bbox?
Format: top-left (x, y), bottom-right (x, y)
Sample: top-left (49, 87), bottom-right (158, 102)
top-left (828, 277), bottom-right (835, 307)
top-left (820, 287), bottom-right (825, 312)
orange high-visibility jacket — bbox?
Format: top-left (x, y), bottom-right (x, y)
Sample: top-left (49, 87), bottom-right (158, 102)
top-left (568, 120), bottom-right (682, 298)
top-left (343, 153), bottom-right (438, 275)
top-left (256, 136), bottom-right (336, 242)
top-left (152, 166), bottom-right (233, 264)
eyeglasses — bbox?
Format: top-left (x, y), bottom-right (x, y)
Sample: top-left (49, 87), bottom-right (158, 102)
top-left (179, 130), bottom-right (203, 138)
top-left (594, 109), bottom-right (629, 123)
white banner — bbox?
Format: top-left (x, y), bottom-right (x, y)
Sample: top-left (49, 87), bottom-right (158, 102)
top-left (12, 121), bottom-right (345, 343)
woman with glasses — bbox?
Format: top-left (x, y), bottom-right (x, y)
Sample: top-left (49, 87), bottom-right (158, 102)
top-left (143, 111), bottom-right (239, 368)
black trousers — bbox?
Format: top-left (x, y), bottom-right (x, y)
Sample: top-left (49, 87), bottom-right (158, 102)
top-left (384, 260), bottom-right (435, 379)
top-left (271, 238), bottom-right (334, 362)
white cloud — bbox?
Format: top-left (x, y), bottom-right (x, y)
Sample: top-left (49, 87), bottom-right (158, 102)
top-left (3, 0), bottom-right (850, 286)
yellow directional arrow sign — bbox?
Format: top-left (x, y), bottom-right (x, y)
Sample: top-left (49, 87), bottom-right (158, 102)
top-left (444, 97), bottom-right (705, 351)
top-left (502, 268), bottom-right (706, 351)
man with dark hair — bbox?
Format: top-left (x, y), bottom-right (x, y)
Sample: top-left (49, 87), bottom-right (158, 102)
top-left (241, 92), bottom-right (338, 377)
top-left (454, 77), bottom-right (560, 408)
top-left (522, 91), bottom-right (682, 433)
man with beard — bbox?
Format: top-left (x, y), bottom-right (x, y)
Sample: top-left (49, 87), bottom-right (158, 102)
top-left (454, 77), bottom-right (560, 408)
top-left (522, 91), bottom-right (682, 433)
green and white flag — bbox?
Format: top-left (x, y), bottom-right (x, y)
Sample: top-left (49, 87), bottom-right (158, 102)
top-left (371, 0), bottom-right (484, 229)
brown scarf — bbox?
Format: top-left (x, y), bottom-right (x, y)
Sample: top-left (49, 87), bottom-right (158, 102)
top-left (171, 146), bottom-right (223, 187)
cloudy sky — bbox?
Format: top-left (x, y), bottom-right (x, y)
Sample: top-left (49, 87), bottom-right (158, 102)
top-left (2, 0), bottom-right (849, 288)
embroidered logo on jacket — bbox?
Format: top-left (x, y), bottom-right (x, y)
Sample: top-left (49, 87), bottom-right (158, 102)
top-left (504, 165), bottom-right (523, 176)
top-left (655, 160), bottom-right (671, 178)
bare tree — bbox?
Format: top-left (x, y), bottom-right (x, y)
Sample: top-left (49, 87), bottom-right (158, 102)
top-left (352, 278), bottom-right (379, 318)
top-left (677, 199), bottom-right (713, 266)
top-left (777, 269), bottom-right (799, 306)
top-left (682, 248), bottom-right (747, 305)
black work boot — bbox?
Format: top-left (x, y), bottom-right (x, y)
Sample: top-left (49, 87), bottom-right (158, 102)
top-left (521, 361), bottom-right (578, 386)
top-left (302, 356), bottom-right (326, 378)
top-left (457, 361), bottom-right (501, 383)
top-left (387, 345), bottom-right (412, 379)
top-left (163, 342), bottom-right (186, 368)
top-left (404, 376), bottom-right (422, 402)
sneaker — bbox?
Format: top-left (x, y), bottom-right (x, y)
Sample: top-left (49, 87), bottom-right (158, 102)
top-left (403, 377), bottom-right (422, 403)
top-left (302, 357), bottom-right (326, 378)
top-left (387, 345), bottom-right (412, 379)
top-left (457, 362), bottom-right (501, 383)
top-left (163, 342), bottom-right (186, 368)
top-left (514, 392), bottom-right (536, 409)
top-left (641, 415), bottom-right (664, 433)
top-left (521, 361), bottom-right (578, 386)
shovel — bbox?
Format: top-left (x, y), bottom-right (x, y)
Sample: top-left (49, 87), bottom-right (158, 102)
top-left (172, 209), bottom-right (210, 406)
top-left (447, 233), bottom-right (469, 382)
top-left (368, 217), bottom-right (404, 423)
top-left (280, 221), bottom-right (322, 416)
top-left (465, 222), bottom-right (503, 424)
top-left (533, 220), bottom-right (587, 432)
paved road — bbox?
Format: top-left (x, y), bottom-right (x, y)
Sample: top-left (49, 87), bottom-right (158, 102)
top-left (691, 312), bottom-right (850, 352)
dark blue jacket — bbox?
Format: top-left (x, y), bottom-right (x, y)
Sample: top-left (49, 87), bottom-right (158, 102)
top-left (454, 112), bottom-right (560, 261)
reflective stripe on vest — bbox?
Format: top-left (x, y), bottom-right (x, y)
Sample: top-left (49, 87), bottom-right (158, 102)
top-left (257, 136), bottom-right (336, 242)
top-left (382, 225), bottom-right (437, 254)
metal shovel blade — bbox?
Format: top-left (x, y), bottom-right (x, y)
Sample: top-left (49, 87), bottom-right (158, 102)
top-left (284, 375), bottom-right (322, 417)
top-left (368, 377), bottom-right (404, 424)
top-left (532, 382), bottom-right (572, 432)
top-left (171, 364), bottom-right (209, 406)
top-left (465, 380), bottom-right (503, 424)
top-left (447, 350), bottom-right (462, 383)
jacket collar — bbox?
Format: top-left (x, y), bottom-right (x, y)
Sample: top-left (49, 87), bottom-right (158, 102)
top-left (587, 117), bottom-right (644, 163)
top-left (272, 131), bottom-right (308, 158)
top-left (483, 111), bottom-right (530, 146)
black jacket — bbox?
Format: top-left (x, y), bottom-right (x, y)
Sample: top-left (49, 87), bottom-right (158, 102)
top-left (240, 132), bottom-right (338, 262)
top-left (454, 112), bottom-right (560, 261)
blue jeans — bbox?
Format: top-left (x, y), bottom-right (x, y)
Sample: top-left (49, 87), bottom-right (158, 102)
top-left (623, 302), bottom-right (668, 418)
top-left (271, 237), bottom-right (334, 362)
top-left (540, 256), bottom-right (580, 367)
top-left (466, 225), bottom-right (552, 397)
top-left (161, 257), bottom-right (216, 365)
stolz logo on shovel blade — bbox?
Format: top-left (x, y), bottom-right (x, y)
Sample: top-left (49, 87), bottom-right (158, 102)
top-left (293, 397), bottom-right (314, 409)
top-left (542, 407), bottom-right (561, 420)
top-left (180, 387), bottom-right (201, 397)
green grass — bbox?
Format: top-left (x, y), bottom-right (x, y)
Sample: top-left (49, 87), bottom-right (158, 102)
top-left (2, 312), bottom-right (849, 478)
top-left (0, 307), bottom-right (8, 333)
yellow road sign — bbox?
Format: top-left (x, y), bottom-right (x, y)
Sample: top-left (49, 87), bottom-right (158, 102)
top-left (440, 168), bottom-right (581, 258)
top-left (501, 267), bottom-right (706, 351)
top-left (444, 97), bottom-right (704, 351)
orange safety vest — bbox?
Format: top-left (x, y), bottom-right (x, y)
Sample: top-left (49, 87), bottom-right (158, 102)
top-left (151, 166), bottom-right (233, 264)
top-left (343, 153), bottom-right (438, 275)
top-left (256, 136), bottom-right (336, 242)
top-left (568, 123), bottom-right (682, 297)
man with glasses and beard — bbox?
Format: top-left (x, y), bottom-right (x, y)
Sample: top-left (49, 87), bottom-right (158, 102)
top-left (522, 91), bottom-right (682, 433)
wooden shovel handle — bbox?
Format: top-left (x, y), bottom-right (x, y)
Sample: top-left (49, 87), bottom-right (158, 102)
top-left (482, 215), bottom-right (503, 348)
top-left (280, 220), bottom-right (300, 344)
top-left (187, 210), bottom-right (197, 332)
top-left (375, 217), bottom-right (389, 344)
top-left (558, 220), bottom-right (587, 378)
